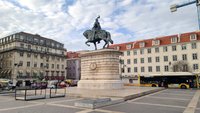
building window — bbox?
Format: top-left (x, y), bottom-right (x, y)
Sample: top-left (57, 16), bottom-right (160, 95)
top-left (171, 37), bottom-right (178, 43)
top-left (121, 68), bottom-right (124, 73)
top-left (148, 66), bottom-right (152, 72)
top-left (141, 67), bottom-right (145, 72)
top-left (155, 47), bottom-right (159, 53)
top-left (164, 56), bottom-right (168, 62)
top-left (40, 63), bottom-right (43, 68)
top-left (51, 71), bottom-right (54, 76)
top-left (128, 68), bottom-right (131, 73)
top-left (156, 66), bottom-right (160, 72)
top-left (155, 57), bottom-right (160, 62)
top-left (191, 43), bottom-right (197, 49)
top-left (127, 59), bottom-right (131, 64)
top-left (164, 65), bottom-right (169, 72)
top-left (183, 64), bottom-right (188, 72)
top-left (19, 52), bottom-right (24, 57)
top-left (190, 34), bottom-right (197, 41)
top-left (27, 62), bottom-right (30, 67)
top-left (19, 61), bottom-right (23, 66)
top-left (140, 49), bottom-right (144, 54)
top-left (46, 63), bottom-right (49, 69)
top-left (126, 44), bottom-right (132, 49)
top-left (140, 58), bottom-right (144, 63)
top-left (147, 48), bottom-right (151, 53)
top-left (127, 51), bottom-right (130, 56)
top-left (27, 45), bottom-right (31, 49)
top-left (182, 54), bottom-right (187, 60)
top-left (120, 59), bottom-right (124, 64)
top-left (181, 44), bottom-right (187, 50)
top-left (152, 40), bottom-right (160, 45)
top-left (40, 54), bottom-right (44, 59)
top-left (193, 64), bottom-right (199, 70)
top-left (27, 53), bottom-right (31, 58)
top-left (134, 59), bottom-right (137, 64)
top-left (57, 64), bottom-right (59, 69)
top-left (172, 45), bottom-right (176, 51)
top-left (134, 67), bottom-right (137, 72)
top-left (139, 42), bottom-right (145, 48)
top-left (34, 63), bottom-right (37, 67)
top-left (192, 53), bottom-right (198, 60)
top-left (148, 57), bottom-right (152, 63)
top-left (52, 64), bottom-right (54, 69)
top-left (163, 46), bottom-right (168, 52)
top-left (62, 65), bottom-right (64, 69)
top-left (20, 43), bottom-right (24, 48)
top-left (133, 50), bottom-right (137, 55)
top-left (173, 55), bottom-right (177, 61)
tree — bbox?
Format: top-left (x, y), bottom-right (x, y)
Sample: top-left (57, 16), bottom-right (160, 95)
top-left (171, 60), bottom-right (191, 72)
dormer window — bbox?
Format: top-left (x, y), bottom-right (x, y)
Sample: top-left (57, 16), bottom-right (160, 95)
top-left (139, 42), bottom-right (145, 48)
top-left (126, 44), bottom-right (132, 49)
top-left (171, 37), bottom-right (178, 43)
top-left (190, 34), bottom-right (197, 41)
top-left (115, 46), bottom-right (120, 50)
top-left (152, 40), bottom-right (160, 46)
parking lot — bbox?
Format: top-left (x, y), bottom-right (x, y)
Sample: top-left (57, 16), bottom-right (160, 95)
top-left (0, 89), bottom-right (199, 113)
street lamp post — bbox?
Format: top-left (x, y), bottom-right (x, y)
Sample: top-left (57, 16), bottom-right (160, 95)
top-left (170, 0), bottom-right (200, 29)
top-left (13, 63), bottom-right (21, 85)
top-left (65, 67), bottom-right (68, 79)
top-left (0, 67), bottom-right (2, 78)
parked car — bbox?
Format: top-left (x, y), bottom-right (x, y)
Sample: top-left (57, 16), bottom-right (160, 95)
top-left (47, 80), bottom-right (58, 89)
top-left (58, 81), bottom-right (67, 88)
top-left (0, 79), bottom-right (13, 90)
top-left (65, 79), bottom-right (78, 86)
top-left (31, 82), bottom-right (47, 89)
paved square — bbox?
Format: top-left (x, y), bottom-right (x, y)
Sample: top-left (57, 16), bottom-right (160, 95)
top-left (0, 89), bottom-right (199, 113)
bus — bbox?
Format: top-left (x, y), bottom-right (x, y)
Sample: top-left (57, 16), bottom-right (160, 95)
top-left (139, 72), bottom-right (199, 89)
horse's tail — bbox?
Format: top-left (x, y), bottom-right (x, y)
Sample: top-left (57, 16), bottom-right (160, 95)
top-left (106, 32), bottom-right (113, 44)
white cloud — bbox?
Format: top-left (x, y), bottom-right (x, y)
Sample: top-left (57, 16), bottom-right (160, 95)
top-left (0, 0), bottom-right (197, 51)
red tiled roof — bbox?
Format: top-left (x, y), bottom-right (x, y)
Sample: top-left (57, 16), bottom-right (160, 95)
top-left (109, 31), bottom-right (200, 51)
top-left (66, 51), bottom-right (80, 58)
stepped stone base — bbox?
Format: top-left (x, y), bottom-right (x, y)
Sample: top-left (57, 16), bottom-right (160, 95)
top-left (78, 80), bottom-right (123, 89)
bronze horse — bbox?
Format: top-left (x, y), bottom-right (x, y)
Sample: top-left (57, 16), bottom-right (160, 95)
top-left (83, 29), bottom-right (113, 50)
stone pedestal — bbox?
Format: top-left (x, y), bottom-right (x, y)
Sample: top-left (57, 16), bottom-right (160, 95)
top-left (78, 49), bottom-right (123, 89)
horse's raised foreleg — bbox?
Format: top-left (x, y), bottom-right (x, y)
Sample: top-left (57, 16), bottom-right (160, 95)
top-left (85, 41), bottom-right (90, 46)
top-left (103, 40), bottom-right (107, 49)
top-left (94, 42), bottom-right (97, 50)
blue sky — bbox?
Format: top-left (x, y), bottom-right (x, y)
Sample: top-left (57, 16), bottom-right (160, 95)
top-left (0, 0), bottom-right (197, 51)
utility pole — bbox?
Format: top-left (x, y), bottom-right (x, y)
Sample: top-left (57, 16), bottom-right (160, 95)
top-left (170, 0), bottom-right (200, 29)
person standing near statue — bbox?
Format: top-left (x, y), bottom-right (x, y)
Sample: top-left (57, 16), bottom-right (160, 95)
top-left (91, 16), bottom-right (101, 41)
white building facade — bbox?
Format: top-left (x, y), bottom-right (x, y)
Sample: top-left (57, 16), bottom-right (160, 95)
top-left (110, 31), bottom-right (200, 83)
top-left (0, 32), bottom-right (67, 81)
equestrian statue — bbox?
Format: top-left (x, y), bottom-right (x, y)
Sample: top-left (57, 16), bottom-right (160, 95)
top-left (83, 16), bottom-right (113, 50)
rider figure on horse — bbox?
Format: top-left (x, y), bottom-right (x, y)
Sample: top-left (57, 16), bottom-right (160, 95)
top-left (91, 16), bottom-right (101, 41)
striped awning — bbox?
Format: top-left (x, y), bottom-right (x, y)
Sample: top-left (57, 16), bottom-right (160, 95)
top-left (7, 70), bottom-right (11, 74)
top-left (0, 70), bottom-right (4, 74)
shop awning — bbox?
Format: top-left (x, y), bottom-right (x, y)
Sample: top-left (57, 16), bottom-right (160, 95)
top-left (7, 70), bottom-right (11, 74)
top-left (0, 70), bottom-right (4, 74)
